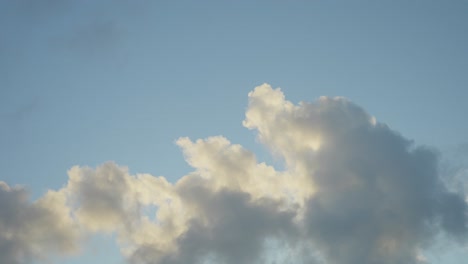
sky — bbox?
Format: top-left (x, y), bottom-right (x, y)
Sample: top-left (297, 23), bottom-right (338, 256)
top-left (1, 1), bottom-right (468, 264)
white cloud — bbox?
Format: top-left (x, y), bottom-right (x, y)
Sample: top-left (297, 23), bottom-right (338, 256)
top-left (0, 84), bottom-right (466, 264)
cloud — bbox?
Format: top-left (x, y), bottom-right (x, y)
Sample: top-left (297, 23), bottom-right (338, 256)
top-left (244, 84), bottom-right (467, 263)
top-left (66, 163), bottom-right (141, 233)
top-left (0, 97), bottom-right (40, 123)
top-left (0, 84), bottom-right (466, 264)
top-left (0, 182), bottom-right (78, 264)
top-left (0, 0), bottom-right (139, 60)
top-left (60, 20), bottom-right (122, 56)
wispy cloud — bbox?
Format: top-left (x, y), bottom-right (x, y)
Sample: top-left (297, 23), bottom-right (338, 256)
top-left (0, 97), bottom-right (40, 123)
top-left (1, 84), bottom-right (466, 263)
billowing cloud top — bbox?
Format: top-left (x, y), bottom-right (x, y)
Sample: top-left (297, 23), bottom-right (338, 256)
top-left (1, 84), bottom-right (467, 264)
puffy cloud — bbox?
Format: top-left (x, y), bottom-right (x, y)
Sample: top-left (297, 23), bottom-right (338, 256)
top-left (66, 163), bottom-right (141, 233)
top-left (245, 84), bottom-right (467, 263)
top-left (0, 182), bottom-right (78, 264)
top-left (0, 84), bottom-right (467, 264)
top-left (129, 184), bottom-right (297, 264)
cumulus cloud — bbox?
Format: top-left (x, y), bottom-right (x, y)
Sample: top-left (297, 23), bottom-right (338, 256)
top-left (244, 84), bottom-right (468, 263)
top-left (0, 182), bottom-right (78, 264)
top-left (0, 84), bottom-right (467, 264)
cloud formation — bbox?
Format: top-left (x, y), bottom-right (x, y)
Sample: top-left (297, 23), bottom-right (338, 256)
top-left (1, 84), bottom-right (467, 264)
top-left (0, 183), bottom-right (78, 264)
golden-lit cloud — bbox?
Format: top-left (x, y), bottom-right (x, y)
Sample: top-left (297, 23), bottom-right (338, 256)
top-left (1, 84), bottom-right (466, 264)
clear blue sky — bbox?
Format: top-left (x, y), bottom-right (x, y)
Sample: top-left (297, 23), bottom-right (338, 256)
top-left (1, 1), bottom-right (467, 263)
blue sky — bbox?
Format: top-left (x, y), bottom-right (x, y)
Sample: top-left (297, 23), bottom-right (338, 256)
top-left (1, 1), bottom-right (467, 264)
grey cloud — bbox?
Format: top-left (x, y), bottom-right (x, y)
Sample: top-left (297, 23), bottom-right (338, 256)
top-left (66, 163), bottom-right (141, 233)
top-left (130, 179), bottom-right (298, 264)
top-left (1, 0), bottom-right (134, 59)
top-left (0, 182), bottom-right (78, 264)
top-left (244, 85), bottom-right (467, 264)
top-left (62, 20), bottom-right (122, 55)
top-left (0, 97), bottom-right (39, 123)
top-left (1, 84), bottom-right (467, 264)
